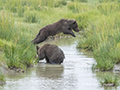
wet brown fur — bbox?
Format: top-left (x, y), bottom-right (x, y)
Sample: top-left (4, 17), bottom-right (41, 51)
top-left (36, 44), bottom-right (65, 64)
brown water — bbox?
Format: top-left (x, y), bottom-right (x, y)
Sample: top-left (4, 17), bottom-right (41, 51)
top-left (0, 37), bottom-right (120, 90)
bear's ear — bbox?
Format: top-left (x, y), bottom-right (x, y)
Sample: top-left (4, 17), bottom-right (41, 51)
top-left (68, 19), bottom-right (76, 25)
top-left (36, 45), bottom-right (39, 50)
top-left (73, 20), bottom-right (76, 24)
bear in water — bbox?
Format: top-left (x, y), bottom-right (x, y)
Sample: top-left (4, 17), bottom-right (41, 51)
top-left (36, 44), bottom-right (65, 64)
top-left (32, 19), bottom-right (80, 44)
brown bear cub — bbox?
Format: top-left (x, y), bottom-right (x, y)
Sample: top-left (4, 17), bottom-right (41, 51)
top-left (36, 44), bottom-right (65, 64)
top-left (32, 19), bottom-right (80, 44)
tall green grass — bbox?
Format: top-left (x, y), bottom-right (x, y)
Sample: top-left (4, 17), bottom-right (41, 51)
top-left (0, 11), bottom-right (36, 70)
top-left (77, 1), bottom-right (120, 70)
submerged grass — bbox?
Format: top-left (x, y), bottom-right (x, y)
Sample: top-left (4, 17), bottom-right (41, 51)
top-left (0, 71), bottom-right (5, 82)
top-left (100, 73), bottom-right (119, 86)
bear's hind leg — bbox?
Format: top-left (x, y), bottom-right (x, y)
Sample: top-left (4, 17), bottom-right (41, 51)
top-left (45, 57), bottom-right (50, 63)
top-left (33, 35), bottom-right (47, 44)
top-left (31, 31), bottom-right (41, 43)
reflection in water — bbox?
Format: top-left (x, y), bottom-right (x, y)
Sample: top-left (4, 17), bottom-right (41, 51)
top-left (36, 63), bottom-right (64, 79)
top-left (35, 63), bottom-right (78, 90)
top-left (1, 37), bottom-right (120, 90)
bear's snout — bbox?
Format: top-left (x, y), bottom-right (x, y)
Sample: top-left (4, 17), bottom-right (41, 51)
top-left (74, 28), bottom-right (80, 32)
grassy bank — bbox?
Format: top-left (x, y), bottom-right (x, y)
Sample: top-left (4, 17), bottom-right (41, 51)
top-left (76, 1), bottom-right (120, 70)
top-left (0, 12), bottom-right (36, 70)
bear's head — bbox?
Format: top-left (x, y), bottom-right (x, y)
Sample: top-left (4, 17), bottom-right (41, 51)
top-left (36, 45), bottom-right (45, 60)
top-left (68, 19), bottom-right (80, 32)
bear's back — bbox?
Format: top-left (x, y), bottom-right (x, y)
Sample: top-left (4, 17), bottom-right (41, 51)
top-left (43, 44), bottom-right (65, 61)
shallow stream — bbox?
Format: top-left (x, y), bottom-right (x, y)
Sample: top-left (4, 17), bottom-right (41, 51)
top-left (0, 37), bottom-right (120, 90)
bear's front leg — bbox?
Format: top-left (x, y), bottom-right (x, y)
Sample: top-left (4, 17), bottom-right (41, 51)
top-left (62, 26), bottom-right (76, 37)
top-left (63, 29), bottom-right (76, 37)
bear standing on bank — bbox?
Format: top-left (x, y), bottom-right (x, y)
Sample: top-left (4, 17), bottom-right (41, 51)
top-left (36, 44), bottom-right (65, 64)
top-left (32, 19), bottom-right (80, 44)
